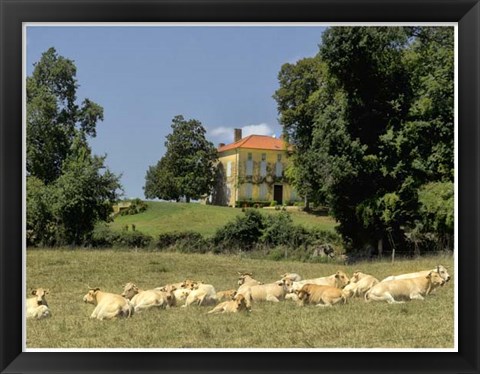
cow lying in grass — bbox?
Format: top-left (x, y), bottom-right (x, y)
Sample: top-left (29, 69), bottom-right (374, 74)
top-left (122, 283), bottom-right (177, 312)
top-left (83, 288), bottom-right (133, 320)
top-left (296, 284), bottom-right (347, 307)
top-left (181, 281), bottom-right (217, 307)
top-left (366, 271), bottom-right (445, 304)
top-left (26, 288), bottom-right (51, 319)
top-left (216, 289), bottom-right (237, 302)
top-left (343, 271), bottom-right (379, 298)
top-left (207, 294), bottom-right (249, 314)
top-left (381, 265), bottom-right (451, 283)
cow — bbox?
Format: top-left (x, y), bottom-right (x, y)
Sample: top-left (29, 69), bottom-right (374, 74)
top-left (181, 281), bottom-right (217, 307)
top-left (238, 281), bottom-right (289, 308)
top-left (282, 271), bottom-right (350, 300)
top-left (237, 273), bottom-right (263, 295)
top-left (26, 288), bottom-right (51, 319)
top-left (131, 287), bottom-right (176, 312)
top-left (156, 284), bottom-right (192, 304)
top-left (296, 284), bottom-right (346, 307)
top-left (381, 265), bottom-right (451, 283)
top-left (343, 271), bottom-right (379, 298)
top-left (365, 271), bottom-right (446, 304)
top-left (121, 282), bottom-right (143, 300)
top-left (83, 288), bottom-right (134, 320)
top-left (280, 273), bottom-right (302, 282)
top-left (207, 294), bottom-right (250, 314)
top-left (216, 289), bottom-right (237, 302)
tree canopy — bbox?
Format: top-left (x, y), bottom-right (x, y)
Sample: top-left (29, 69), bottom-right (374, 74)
top-left (144, 115), bottom-right (218, 202)
top-left (27, 48), bottom-right (121, 246)
top-left (274, 26), bottom-right (454, 255)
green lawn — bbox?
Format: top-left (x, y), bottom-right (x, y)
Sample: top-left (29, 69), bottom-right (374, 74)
top-left (26, 249), bottom-right (454, 349)
top-left (110, 201), bottom-right (338, 237)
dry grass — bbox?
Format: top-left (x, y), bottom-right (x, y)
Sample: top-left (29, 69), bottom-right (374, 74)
top-left (26, 249), bottom-right (454, 349)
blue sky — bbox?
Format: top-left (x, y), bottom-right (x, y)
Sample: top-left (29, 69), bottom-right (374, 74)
top-left (26, 26), bottom-right (326, 198)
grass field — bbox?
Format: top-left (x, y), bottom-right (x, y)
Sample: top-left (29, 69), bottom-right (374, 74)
top-left (109, 201), bottom-right (338, 237)
top-left (26, 249), bottom-right (455, 349)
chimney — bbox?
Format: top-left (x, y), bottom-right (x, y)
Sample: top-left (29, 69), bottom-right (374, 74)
top-left (234, 128), bottom-right (242, 142)
top-left (218, 143), bottom-right (225, 148)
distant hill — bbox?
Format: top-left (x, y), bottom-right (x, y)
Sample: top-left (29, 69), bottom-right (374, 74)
top-left (110, 201), bottom-right (337, 237)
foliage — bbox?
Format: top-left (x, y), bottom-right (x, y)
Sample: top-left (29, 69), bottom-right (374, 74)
top-left (26, 48), bottom-right (122, 247)
top-left (273, 27), bottom-right (454, 254)
top-left (118, 198), bottom-right (148, 216)
top-left (27, 47), bottom-right (104, 185)
top-left (212, 209), bottom-right (265, 251)
top-left (114, 230), bottom-right (153, 248)
top-left (156, 231), bottom-right (210, 253)
top-left (144, 115), bottom-right (218, 202)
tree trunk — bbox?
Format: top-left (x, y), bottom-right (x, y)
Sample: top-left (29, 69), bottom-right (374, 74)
top-left (377, 238), bottom-right (383, 258)
top-left (186, 196), bottom-right (190, 203)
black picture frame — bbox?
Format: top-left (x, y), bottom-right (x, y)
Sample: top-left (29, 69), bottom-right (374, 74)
top-left (1, 0), bottom-right (479, 373)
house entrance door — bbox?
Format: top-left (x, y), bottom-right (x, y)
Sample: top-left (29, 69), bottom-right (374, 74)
top-left (274, 185), bottom-right (283, 205)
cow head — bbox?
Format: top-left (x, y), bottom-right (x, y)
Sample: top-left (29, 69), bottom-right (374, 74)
top-left (31, 288), bottom-right (49, 306)
top-left (83, 288), bottom-right (100, 304)
top-left (334, 271), bottom-right (350, 288)
top-left (234, 294), bottom-right (249, 312)
top-left (426, 271), bottom-right (445, 292)
top-left (436, 265), bottom-right (451, 283)
top-left (121, 283), bottom-right (139, 299)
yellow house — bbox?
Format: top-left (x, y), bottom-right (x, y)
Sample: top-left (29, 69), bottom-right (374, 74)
top-left (212, 129), bottom-right (302, 207)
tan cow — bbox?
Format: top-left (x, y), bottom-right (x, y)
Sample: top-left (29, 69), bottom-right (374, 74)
top-left (296, 284), bottom-right (346, 307)
top-left (216, 289), bottom-right (237, 302)
top-left (207, 294), bottom-right (250, 314)
top-left (381, 265), bottom-right (451, 283)
top-left (121, 282), bottom-right (143, 300)
top-left (237, 273), bottom-right (263, 295)
top-left (83, 288), bottom-right (133, 320)
top-left (285, 271), bottom-right (350, 292)
top-left (131, 288), bottom-right (176, 312)
top-left (343, 271), bottom-right (379, 298)
top-left (366, 271), bottom-right (445, 304)
top-left (26, 288), bottom-right (51, 319)
top-left (280, 273), bottom-right (302, 282)
top-left (238, 281), bottom-right (289, 308)
top-left (156, 284), bottom-right (192, 304)
top-left (181, 282), bottom-right (217, 307)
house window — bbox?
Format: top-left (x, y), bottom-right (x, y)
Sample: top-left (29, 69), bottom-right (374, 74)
top-left (245, 183), bottom-right (253, 198)
top-left (275, 161), bottom-right (283, 177)
top-left (261, 153), bottom-right (266, 161)
top-left (277, 154), bottom-right (282, 162)
top-left (259, 183), bottom-right (268, 200)
top-left (226, 161), bottom-right (232, 177)
top-left (246, 153), bottom-right (253, 176)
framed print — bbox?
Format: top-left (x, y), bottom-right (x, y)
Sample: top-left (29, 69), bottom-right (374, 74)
top-left (1, 0), bottom-right (479, 373)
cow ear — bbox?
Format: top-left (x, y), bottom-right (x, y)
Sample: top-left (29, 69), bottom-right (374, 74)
top-left (335, 273), bottom-right (340, 279)
top-left (31, 289), bottom-right (37, 295)
top-left (45, 289), bottom-right (50, 294)
top-left (94, 287), bottom-right (100, 292)
top-left (426, 272), bottom-right (432, 279)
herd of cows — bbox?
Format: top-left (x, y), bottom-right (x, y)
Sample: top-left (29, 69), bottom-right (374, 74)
top-left (26, 265), bottom-right (451, 321)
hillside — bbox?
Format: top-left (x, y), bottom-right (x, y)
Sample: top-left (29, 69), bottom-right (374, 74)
top-left (110, 201), bottom-right (338, 237)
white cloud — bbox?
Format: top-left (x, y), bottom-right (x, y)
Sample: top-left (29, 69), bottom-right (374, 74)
top-left (209, 123), bottom-right (275, 144)
top-left (241, 123), bottom-right (274, 137)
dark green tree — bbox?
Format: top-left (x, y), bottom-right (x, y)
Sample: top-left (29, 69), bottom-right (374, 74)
top-left (27, 47), bottom-right (104, 184)
top-left (274, 26), bottom-right (454, 254)
top-left (26, 48), bottom-right (122, 246)
top-left (144, 115), bottom-right (218, 202)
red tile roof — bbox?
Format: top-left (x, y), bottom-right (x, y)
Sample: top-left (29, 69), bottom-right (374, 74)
top-left (218, 135), bottom-right (290, 152)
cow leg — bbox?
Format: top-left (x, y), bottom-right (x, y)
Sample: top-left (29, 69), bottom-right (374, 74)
top-left (409, 293), bottom-right (425, 301)
top-left (266, 295), bottom-right (280, 302)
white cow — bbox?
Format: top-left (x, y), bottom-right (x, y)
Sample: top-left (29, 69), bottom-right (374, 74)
top-left (26, 288), bottom-right (51, 319)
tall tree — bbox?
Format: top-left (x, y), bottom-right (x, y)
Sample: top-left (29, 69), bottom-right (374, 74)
top-left (26, 48), bottom-right (121, 246)
top-left (274, 26), bottom-right (454, 254)
top-left (144, 115), bottom-right (218, 202)
top-left (27, 47), bottom-right (104, 184)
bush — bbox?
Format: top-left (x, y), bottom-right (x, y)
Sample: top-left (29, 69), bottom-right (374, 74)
top-left (118, 198), bottom-right (148, 216)
top-left (91, 223), bottom-right (120, 247)
top-left (114, 231), bottom-right (153, 248)
top-left (236, 200), bottom-right (272, 208)
top-left (156, 231), bottom-right (210, 253)
top-left (213, 209), bottom-right (265, 251)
